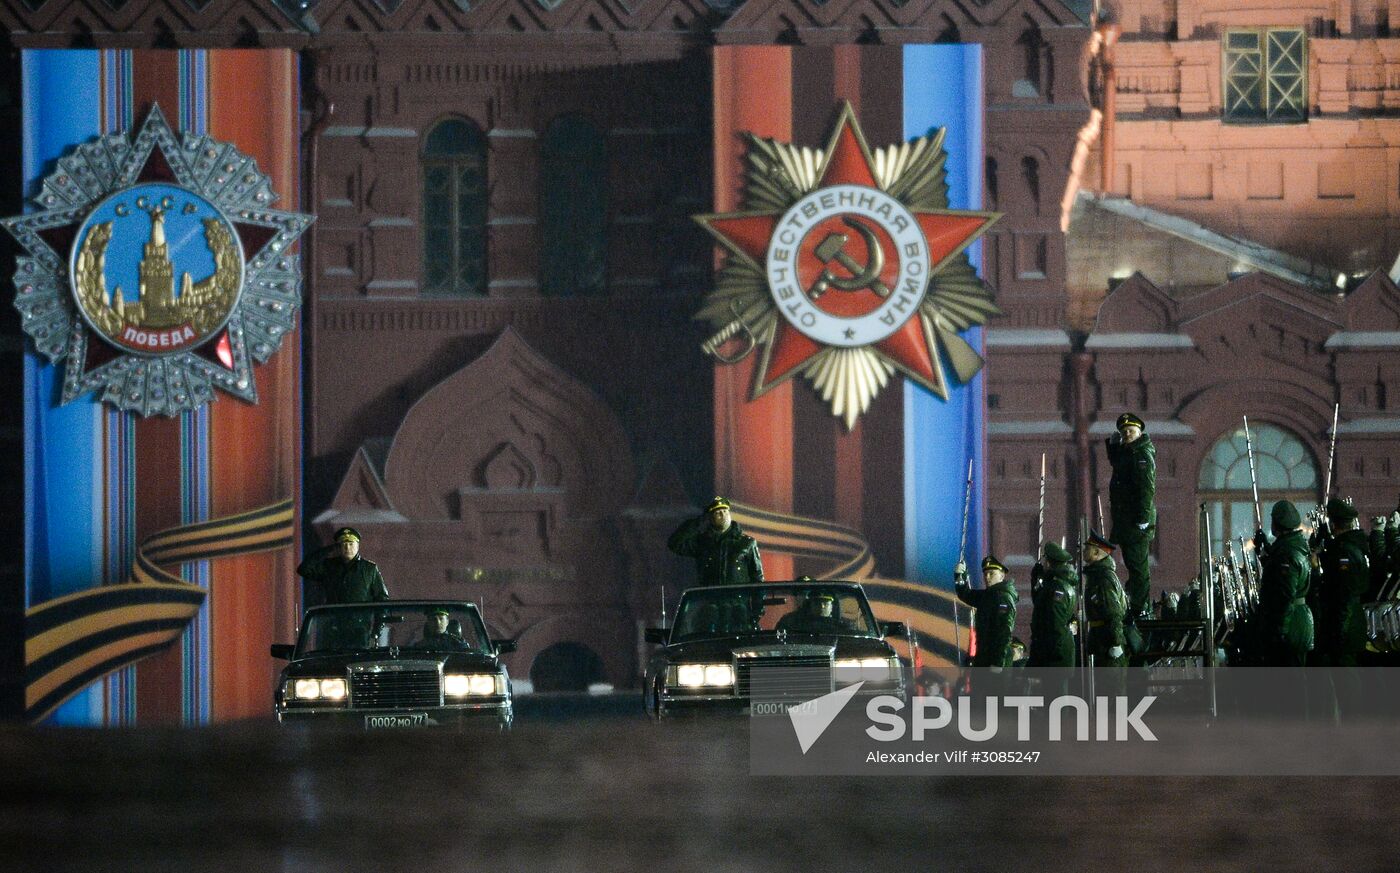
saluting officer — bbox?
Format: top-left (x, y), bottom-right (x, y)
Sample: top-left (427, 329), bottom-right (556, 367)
top-left (954, 555), bottom-right (1019, 669)
top-left (1105, 412), bottom-right (1156, 620)
top-left (296, 527), bottom-right (390, 606)
top-left (1029, 542), bottom-right (1078, 669)
top-left (667, 496), bottom-right (764, 586)
top-left (1257, 500), bottom-right (1314, 667)
top-left (1082, 532), bottom-right (1128, 667)
top-left (1316, 498), bottom-right (1370, 667)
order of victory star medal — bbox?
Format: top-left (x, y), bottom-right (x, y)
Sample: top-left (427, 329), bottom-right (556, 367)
top-left (694, 102), bottom-right (1001, 429)
top-left (1, 105), bottom-right (312, 417)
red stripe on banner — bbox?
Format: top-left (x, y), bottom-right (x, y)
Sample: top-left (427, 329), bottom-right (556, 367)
top-left (713, 45), bottom-right (795, 580)
top-left (130, 49), bottom-right (191, 726)
top-left (207, 50), bottom-right (300, 721)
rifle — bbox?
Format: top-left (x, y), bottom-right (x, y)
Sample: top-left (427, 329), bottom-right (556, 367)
top-left (1323, 402), bottom-right (1339, 502)
top-left (954, 458), bottom-right (973, 670)
top-left (1096, 494), bottom-right (1106, 533)
top-left (1077, 514), bottom-right (1093, 703)
top-left (1242, 416), bottom-right (1264, 535)
top-left (1037, 453), bottom-right (1047, 555)
top-left (1236, 535), bottom-right (1260, 615)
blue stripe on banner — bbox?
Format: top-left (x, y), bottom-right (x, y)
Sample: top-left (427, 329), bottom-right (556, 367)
top-left (22, 49), bottom-right (105, 725)
top-left (901, 44), bottom-right (987, 586)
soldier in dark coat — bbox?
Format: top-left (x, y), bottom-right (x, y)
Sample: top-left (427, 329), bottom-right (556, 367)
top-left (667, 496), bottom-right (764, 587)
top-left (1029, 542), bottom-right (1078, 669)
top-left (1316, 498), bottom-right (1370, 667)
top-left (1082, 532), bottom-right (1128, 668)
top-left (1257, 500), bottom-right (1314, 667)
top-left (1105, 412), bottom-right (1156, 621)
top-left (954, 555), bottom-right (1019, 669)
top-left (296, 527), bottom-right (390, 605)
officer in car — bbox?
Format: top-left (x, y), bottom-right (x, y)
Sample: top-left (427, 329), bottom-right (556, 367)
top-left (296, 527), bottom-right (390, 606)
top-left (667, 496), bottom-right (764, 586)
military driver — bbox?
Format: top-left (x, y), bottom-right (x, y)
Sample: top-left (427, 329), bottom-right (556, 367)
top-left (416, 606), bottom-right (470, 651)
top-left (777, 592), bottom-right (851, 635)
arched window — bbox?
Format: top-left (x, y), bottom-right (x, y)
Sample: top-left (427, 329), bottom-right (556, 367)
top-left (421, 118), bottom-right (487, 296)
top-left (1198, 423), bottom-right (1318, 555)
top-left (540, 115), bottom-right (607, 297)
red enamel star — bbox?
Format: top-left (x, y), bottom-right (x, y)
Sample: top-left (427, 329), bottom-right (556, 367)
top-left (694, 103), bottom-right (998, 402)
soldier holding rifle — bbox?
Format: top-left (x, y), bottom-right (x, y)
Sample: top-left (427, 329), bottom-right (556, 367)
top-left (1316, 498), bottom-right (1370, 667)
top-left (1029, 542), bottom-right (1079, 669)
top-left (954, 556), bottom-right (1019, 670)
top-left (1256, 501), bottom-right (1314, 667)
top-left (1082, 532), bottom-right (1128, 668)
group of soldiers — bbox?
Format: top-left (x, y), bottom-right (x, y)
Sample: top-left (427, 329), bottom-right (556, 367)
top-left (956, 411), bottom-right (1400, 677)
top-left (955, 412), bottom-right (1154, 672)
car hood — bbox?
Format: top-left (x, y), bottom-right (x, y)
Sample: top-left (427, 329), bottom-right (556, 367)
top-left (663, 632), bottom-right (894, 662)
top-left (281, 650), bottom-right (502, 677)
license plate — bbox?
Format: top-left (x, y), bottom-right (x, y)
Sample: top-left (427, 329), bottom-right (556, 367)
top-left (364, 712), bottom-right (429, 729)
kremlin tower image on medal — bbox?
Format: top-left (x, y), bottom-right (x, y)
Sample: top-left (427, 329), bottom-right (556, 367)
top-left (73, 193), bottom-right (241, 352)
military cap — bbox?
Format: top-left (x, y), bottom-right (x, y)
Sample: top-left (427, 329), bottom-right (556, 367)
top-left (1044, 542), bottom-right (1073, 564)
top-left (705, 496), bottom-right (731, 513)
top-left (1116, 412), bottom-right (1145, 432)
top-left (334, 527), bottom-right (361, 543)
top-left (427, 606), bottom-right (451, 617)
top-left (981, 555), bottom-right (1007, 573)
top-left (1326, 497), bottom-right (1358, 523)
top-left (1270, 500), bottom-right (1301, 530)
top-left (812, 592), bottom-right (835, 602)
top-left (1085, 530), bottom-right (1116, 553)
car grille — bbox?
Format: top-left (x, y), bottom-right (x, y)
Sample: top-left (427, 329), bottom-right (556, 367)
top-left (349, 667), bottom-right (441, 709)
top-left (737, 656), bottom-right (833, 700)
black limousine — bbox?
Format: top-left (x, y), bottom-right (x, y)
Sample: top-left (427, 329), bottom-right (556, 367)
top-left (643, 581), bottom-right (907, 719)
top-left (272, 601), bottom-right (514, 730)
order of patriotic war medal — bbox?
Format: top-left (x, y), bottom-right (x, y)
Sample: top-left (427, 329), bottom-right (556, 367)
top-left (1, 105), bottom-right (312, 417)
top-left (694, 102), bottom-right (1001, 429)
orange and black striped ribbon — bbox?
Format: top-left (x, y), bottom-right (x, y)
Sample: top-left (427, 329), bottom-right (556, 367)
top-left (730, 501), bottom-right (967, 677)
top-left (25, 497), bottom-right (295, 722)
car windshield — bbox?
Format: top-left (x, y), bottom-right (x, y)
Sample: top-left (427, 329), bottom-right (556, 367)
top-left (670, 585), bottom-right (879, 642)
top-left (297, 604), bottom-right (489, 656)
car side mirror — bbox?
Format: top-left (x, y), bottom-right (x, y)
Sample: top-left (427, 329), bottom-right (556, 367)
top-left (879, 621), bottom-right (908, 638)
top-left (270, 643), bottom-right (295, 660)
top-left (644, 627), bottom-right (669, 645)
top-left (492, 638), bottom-right (518, 655)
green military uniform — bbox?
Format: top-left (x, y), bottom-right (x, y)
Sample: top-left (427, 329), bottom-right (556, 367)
top-left (1366, 516), bottom-right (1398, 601)
top-left (955, 557), bottom-right (1019, 669)
top-left (1106, 414), bottom-right (1156, 619)
top-left (1029, 545), bottom-right (1078, 668)
top-left (296, 544), bottom-right (389, 604)
top-left (1257, 502), bottom-right (1313, 667)
top-left (1317, 516), bottom-right (1370, 667)
top-left (1084, 552), bottom-right (1128, 667)
top-left (667, 514), bottom-right (764, 587)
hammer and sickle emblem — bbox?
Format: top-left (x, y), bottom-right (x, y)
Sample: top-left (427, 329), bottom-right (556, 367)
top-left (808, 216), bottom-right (892, 300)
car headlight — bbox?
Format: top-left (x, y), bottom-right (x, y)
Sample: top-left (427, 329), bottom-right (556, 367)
top-left (445, 673), bottom-right (504, 697)
top-left (670, 663), bottom-right (734, 688)
top-left (289, 677), bottom-right (347, 700)
top-left (834, 658), bottom-right (897, 683)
